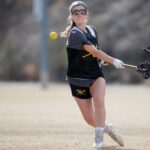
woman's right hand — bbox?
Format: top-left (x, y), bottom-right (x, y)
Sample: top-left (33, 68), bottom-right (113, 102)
top-left (112, 59), bottom-right (125, 69)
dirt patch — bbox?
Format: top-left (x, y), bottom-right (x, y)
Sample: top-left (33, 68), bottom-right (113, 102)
top-left (0, 83), bottom-right (149, 150)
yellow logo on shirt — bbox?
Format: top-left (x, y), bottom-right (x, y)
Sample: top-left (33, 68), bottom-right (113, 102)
top-left (82, 45), bottom-right (98, 58)
top-left (82, 53), bottom-right (91, 58)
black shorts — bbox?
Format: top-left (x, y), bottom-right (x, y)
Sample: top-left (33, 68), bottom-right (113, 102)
top-left (69, 84), bottom-right (92, 99)
top-left (68, 75), bottom-right (105, 99)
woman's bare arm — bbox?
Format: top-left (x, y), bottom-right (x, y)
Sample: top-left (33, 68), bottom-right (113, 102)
top-left (83, 44), bottom-right (114, 64)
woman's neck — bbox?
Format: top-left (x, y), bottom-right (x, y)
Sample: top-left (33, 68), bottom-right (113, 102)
top-left (76, 24), bottom-right (87, 32)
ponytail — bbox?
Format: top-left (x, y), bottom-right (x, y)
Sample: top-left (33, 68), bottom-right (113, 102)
top-left (61, 16), bottom-right (76, 38)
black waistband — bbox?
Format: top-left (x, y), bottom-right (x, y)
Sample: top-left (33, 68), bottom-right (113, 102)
top-left (67, 77), bottom-right (95, 87)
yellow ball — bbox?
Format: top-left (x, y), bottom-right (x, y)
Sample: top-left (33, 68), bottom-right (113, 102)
top-left (49, 31), bottom-right (58, 40)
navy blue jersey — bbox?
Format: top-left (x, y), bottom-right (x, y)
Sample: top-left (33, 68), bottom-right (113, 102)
top-left (66, 25), bottom-right (104, 87)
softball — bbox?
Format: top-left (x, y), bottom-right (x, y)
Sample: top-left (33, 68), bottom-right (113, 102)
top-left (49, 31), bottom-right (58, 40)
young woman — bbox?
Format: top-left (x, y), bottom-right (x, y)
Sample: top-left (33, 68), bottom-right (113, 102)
top-left (61, 1), bottom-right (124, 148)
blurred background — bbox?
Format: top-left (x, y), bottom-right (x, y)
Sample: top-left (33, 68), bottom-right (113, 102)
top-left (0, 0), bottom-right (150, 85)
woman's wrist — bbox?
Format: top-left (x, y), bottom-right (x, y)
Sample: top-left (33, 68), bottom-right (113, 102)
top-left (112, 58), bottom-right (125, 69)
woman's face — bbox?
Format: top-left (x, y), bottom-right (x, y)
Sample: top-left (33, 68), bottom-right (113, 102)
top-left (71, 9), bottom-right (88, 26)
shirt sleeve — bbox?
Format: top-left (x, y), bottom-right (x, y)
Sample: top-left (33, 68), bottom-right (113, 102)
top-left (67, 29), bottom-right (92, 50)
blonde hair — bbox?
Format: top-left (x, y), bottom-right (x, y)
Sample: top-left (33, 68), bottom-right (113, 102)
top-left (61, 1), bottom-right (88, 38)
top-left (61, 15), bottom-right (75, 38)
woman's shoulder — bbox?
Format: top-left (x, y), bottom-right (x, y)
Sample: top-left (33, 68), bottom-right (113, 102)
top-left (86, 25), bottom-right (98, 38)
top-left (69, 26), bottom-right (85, 37)
top-left (86, 25), bottom-right (97, 32)
top-left (71, 26), bottom-right (83, 33)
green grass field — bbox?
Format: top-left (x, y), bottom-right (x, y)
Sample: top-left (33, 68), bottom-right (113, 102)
top-left (0, 83), bottom-right (149, 150)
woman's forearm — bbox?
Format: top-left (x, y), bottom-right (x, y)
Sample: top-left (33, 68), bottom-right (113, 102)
top-left (95, 50), bottom-right (114, 64)
top-left (83, 44), bottom-right (114, 64)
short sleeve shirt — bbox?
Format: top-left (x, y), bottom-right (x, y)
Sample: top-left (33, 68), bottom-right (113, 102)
top-left (67, 27), bottom-right (94, 50)
top-left (66, 26), bottom-right (104, 87)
